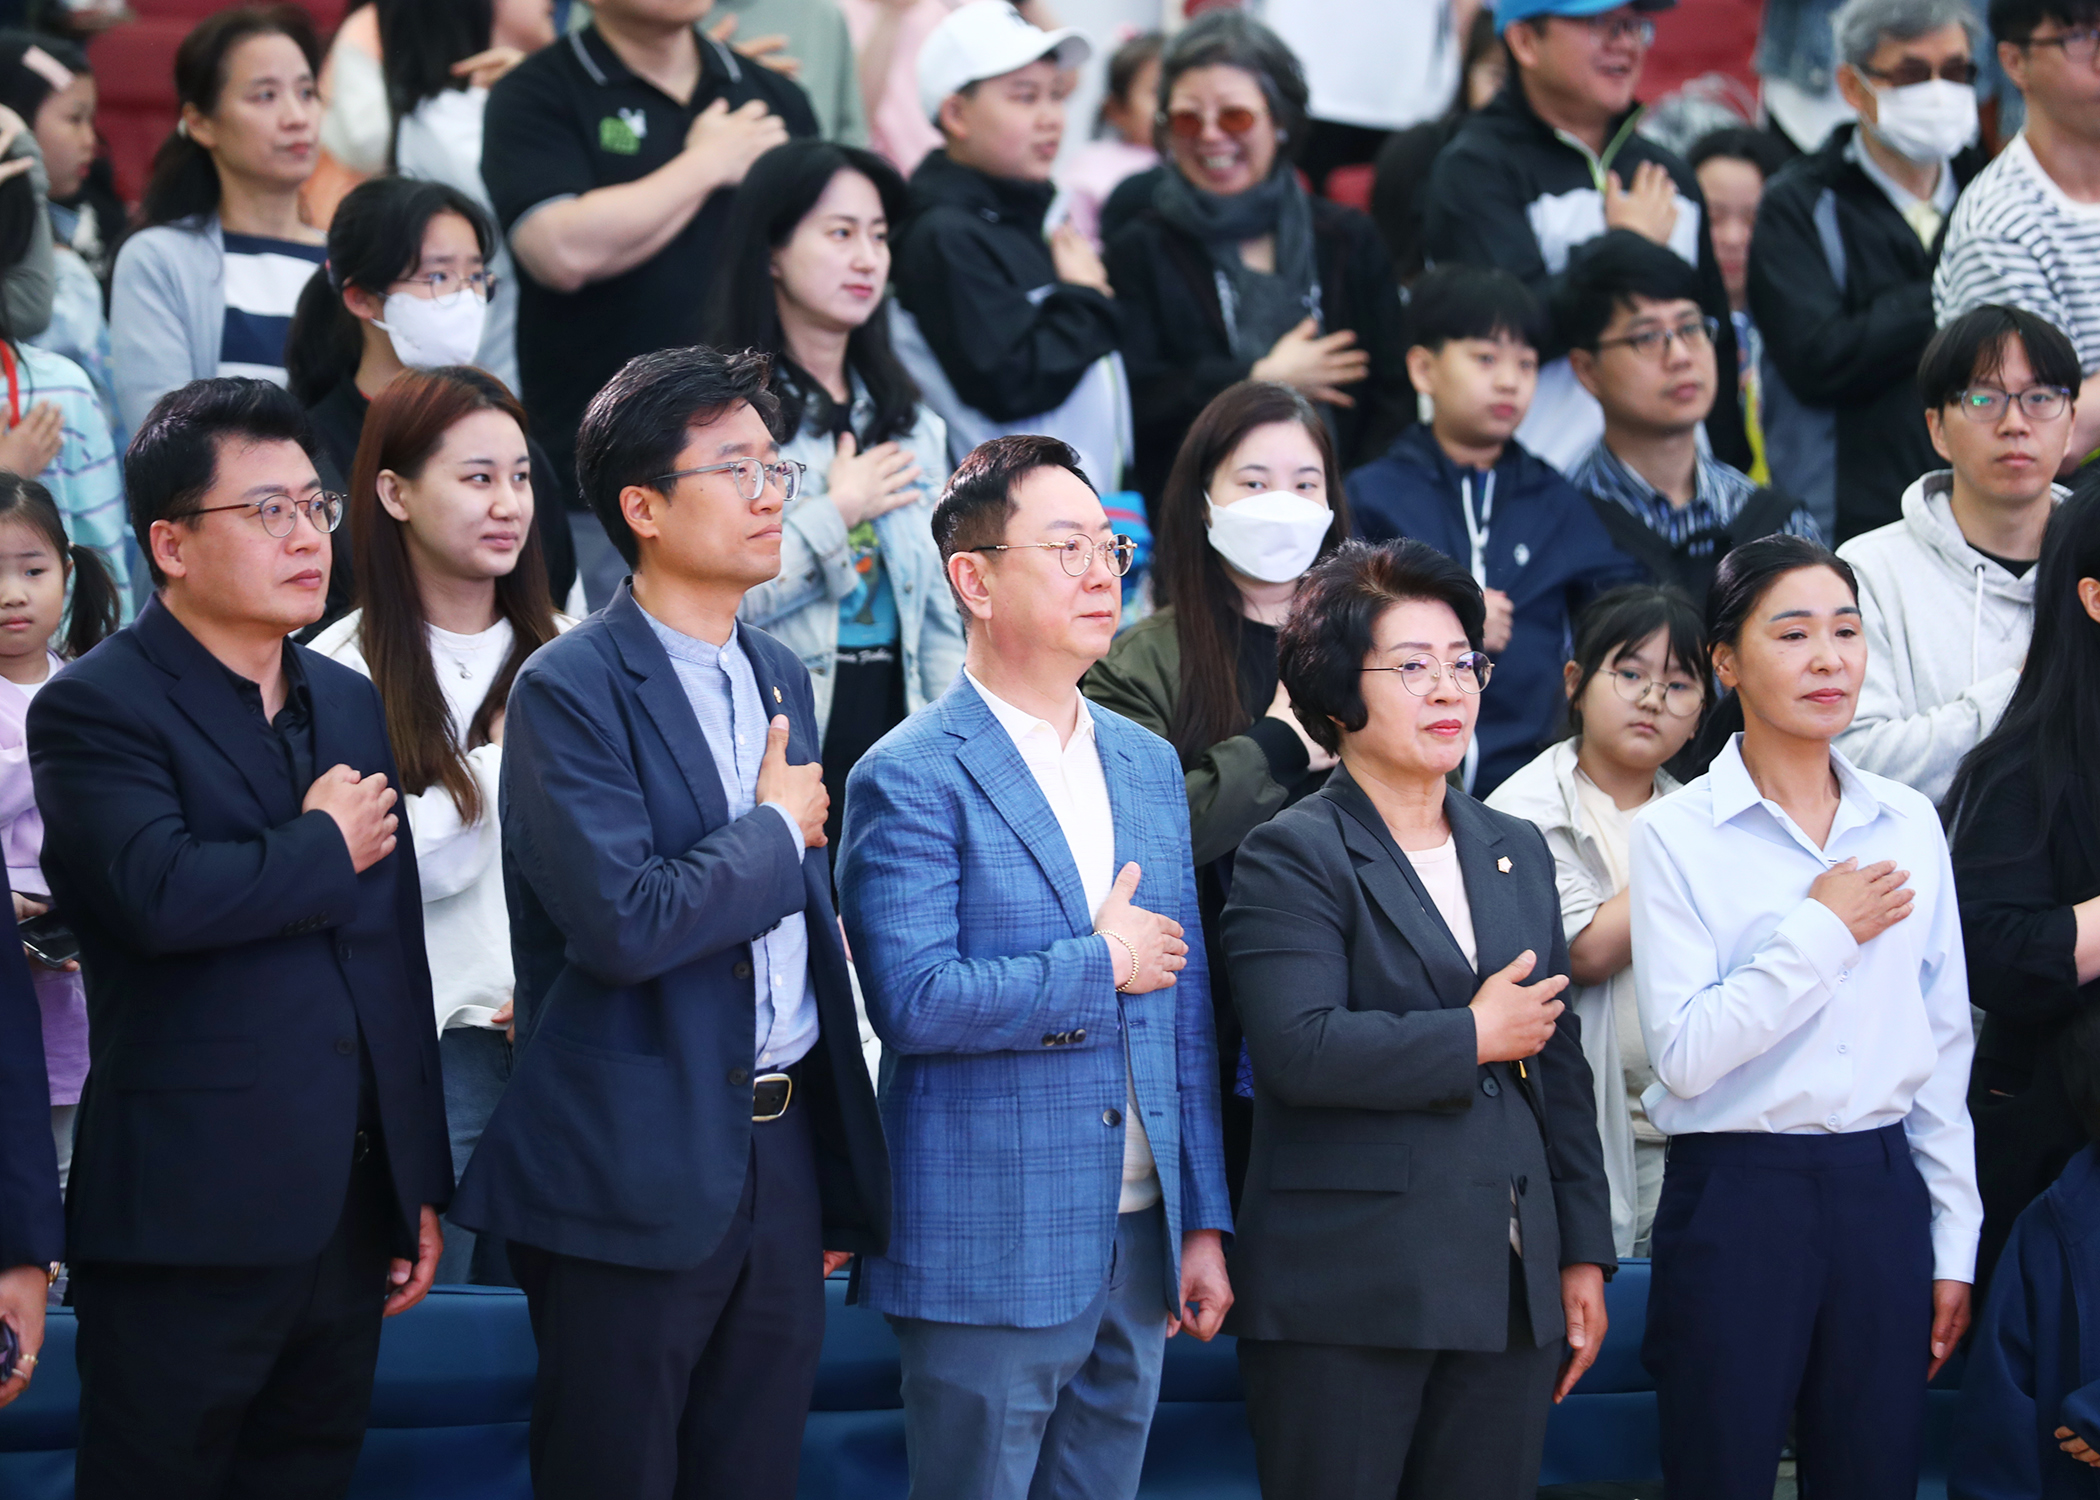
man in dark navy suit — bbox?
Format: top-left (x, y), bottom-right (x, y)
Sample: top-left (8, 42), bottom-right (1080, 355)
top-left (0, 867), bottom-right (59, 1412)
top-left (27, 379), bottom-right (452, 1499)
top-left (449, 345), bottom-right (887, 1500)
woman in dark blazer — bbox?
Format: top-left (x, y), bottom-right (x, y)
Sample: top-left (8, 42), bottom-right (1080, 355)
top-left (1220, 537), bottom-right (1615, 1499)
top-left (1103, 13), bottom-right (1412, 506)
top-left (1947, 483), bottom-right (2100, 1296)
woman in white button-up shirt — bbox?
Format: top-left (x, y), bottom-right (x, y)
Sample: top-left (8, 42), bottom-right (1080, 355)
top-left (1629, 534), bottom-right (1980, 1500)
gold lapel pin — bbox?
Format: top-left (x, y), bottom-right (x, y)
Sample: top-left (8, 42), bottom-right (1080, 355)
top-left (772, 686), bottom-right (783, 704)
top-left (1497, 856), bottom-right (1512, 874)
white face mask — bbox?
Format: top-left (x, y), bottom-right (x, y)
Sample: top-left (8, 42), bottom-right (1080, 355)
top-left (374, 289), bottom-right (488, 370)
top-left (1205, 490), bottom-right (1331, 584)
top-left (1869, 78), bottom-right (1978, 165)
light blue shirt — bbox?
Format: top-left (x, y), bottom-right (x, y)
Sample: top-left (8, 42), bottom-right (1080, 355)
top-left (1629, 735), bottom-right (1980, 1281)
top-left (642, 609), bottom-right (819, 1070)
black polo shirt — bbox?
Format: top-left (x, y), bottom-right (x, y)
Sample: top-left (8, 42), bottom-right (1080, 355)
top-left (483, 26), bottom-right (818, 492)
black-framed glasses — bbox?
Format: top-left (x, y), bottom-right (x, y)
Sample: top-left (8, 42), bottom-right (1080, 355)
top-left (1856, 56), bottom-right (1978, 86)
top-left (393, 269), bottom-right (499, 306)
top-left (650, 458), bottom-right (806, 502)
top-left (1608, 666), bottom-right (1702, 717)
top-left (2021, 25), bottom-right (2100, 65)
top-left (1952, 385), bottom-right (2072, 423)
top-left (966, 535), bottom-right (1137, 578)
top-left (1363, 652), bottom-right (1493, 696)
top-left (1595, 315), bottom-right (1718, 361)
top-left (187, 491), bottom-right (345, 538)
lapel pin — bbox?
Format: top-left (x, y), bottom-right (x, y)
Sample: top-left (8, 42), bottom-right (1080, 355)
top-left (1497, 856), bottom-right (1512, 874)
top-left (772, 686), bottom-right (783, 704)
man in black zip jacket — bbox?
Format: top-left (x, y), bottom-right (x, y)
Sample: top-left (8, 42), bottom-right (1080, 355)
top-left (1423, 0), bottom-right (1751, 477)
top-left (1749, 0), bottom-right (1985, 544)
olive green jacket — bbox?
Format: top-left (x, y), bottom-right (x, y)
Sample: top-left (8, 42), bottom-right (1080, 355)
top-left (1082, 609), bottom-right (1312, 868)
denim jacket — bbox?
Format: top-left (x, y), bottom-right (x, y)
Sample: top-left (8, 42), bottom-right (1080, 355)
top-left (737, 376), bottom-right (967, 740)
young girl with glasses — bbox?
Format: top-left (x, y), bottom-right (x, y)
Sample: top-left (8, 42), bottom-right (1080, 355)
top-left (1486, 583), bottom-right (1709, 1255)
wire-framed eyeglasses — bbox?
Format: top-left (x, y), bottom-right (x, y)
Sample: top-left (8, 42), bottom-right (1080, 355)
top-left (966, 535), bottom-right (1138, 578)
top-left (393, 269), bottom-right (499, 307)
top-left (1363, 652), bottom-right (1494, 696)
top-left (187, 491), bottom-right (345, 538)
top-left (650, 458), bottom-right (807, 502)
top-left (1607, 666), bottom-right (1703, 717)
top-left (1595, 315), bottom-right (1719, 362)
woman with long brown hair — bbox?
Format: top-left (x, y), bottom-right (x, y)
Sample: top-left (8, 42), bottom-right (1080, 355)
top-left (1083, 378), bottom-right (1349, 1197)
top-left (311, 363), bottom-right (564, 1284)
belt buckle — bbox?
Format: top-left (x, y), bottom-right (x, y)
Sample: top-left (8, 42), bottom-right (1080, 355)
top-left (752, 1072), bottom-right (793, 1123)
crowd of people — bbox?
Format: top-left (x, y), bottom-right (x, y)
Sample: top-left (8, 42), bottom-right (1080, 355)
top-left (3, 0), bottom-right (2100, 1497)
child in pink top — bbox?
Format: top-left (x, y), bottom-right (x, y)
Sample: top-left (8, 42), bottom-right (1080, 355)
top-left (1056, 30), bottom-right (1161, 250)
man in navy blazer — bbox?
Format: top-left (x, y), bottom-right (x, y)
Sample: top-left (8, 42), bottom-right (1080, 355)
top-left (839, 435), bottom-right (1233, 1500)
top-left (449, 346), bottom-right (888, 1500)
top-left (0, 867), bottom-right (59, 1412)
top-left (26, 380), bottom-right (451, 1498)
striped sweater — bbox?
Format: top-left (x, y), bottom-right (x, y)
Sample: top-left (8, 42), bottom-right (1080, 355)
top-left (1934, 132), bottom-right (2100, 373)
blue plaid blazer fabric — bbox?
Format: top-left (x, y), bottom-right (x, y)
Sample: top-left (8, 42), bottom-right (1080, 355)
top-left (838, 675), bottom-right (1233, 1329)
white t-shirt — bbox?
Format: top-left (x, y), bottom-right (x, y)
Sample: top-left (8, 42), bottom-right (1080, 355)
top-left (1572, 769), bottom-right (1661, 1142)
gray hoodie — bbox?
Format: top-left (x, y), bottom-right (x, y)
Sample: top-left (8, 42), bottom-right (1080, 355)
top-left (1834, 470), bottom-right (2053, 805)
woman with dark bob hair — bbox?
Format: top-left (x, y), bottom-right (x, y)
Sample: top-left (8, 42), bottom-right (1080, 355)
top-left (1219, 536), bottom-right (1614, 1498)
top-left (1084, 378), bottom-right (1347, 1198)
top-left (1631, 534), bottom-right (1977, 1499)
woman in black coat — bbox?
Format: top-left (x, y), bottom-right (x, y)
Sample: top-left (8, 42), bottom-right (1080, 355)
top-left (1104, 12), bottom-right (1412, 505)
top-left (1947, 482), bottom-right (2100, 1296)
top-left (1220, 538), bottom-right (1614, 1499)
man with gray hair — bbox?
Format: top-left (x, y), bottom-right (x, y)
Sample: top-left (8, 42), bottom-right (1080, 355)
top-left (1750, 0), bottom-right (1984, 542)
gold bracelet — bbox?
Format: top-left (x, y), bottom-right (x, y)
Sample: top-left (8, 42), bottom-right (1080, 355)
top-left (1100, 930), bottom-right (1140, 992)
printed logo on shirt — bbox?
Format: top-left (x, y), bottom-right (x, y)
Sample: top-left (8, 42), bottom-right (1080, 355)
top-left (599, 108), bottom-right (648, 154)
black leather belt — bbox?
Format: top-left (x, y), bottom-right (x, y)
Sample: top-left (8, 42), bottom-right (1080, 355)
top-left (753, 1061), bottom-right (802, 1122)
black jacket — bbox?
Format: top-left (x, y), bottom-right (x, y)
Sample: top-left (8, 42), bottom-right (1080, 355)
top-left (1951, 759), bottom-right (2100, 1289)
top-left (0, 868), bottom-right (59, 1271)
top-left (27, 601), bottom-right (452, 1265)
top-left (1423, 81), bottom-right (1751, 471)
top-left (1220, 766), bottom-right (1615, 1351)
top-left (1106, 187), bottom-right (1414, 505)
top-left (1749, 124), bottom-right (1985, 541)
top-left (305, 377), bottom-right (579, 628)
top-left (892, 150), bottom-right (1121, 426)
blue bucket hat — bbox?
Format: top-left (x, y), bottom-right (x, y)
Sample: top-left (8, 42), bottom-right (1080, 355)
top-left (1494, 0), bottom-right (1676, 34)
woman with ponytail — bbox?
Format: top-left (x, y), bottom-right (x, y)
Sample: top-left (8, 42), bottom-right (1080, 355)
top-left (110, 5), bottom-right (324, 438)
top-left (284, 174), bottom-right (578, 623)
top-left (310, 365), bottom-right (567, 1283)
top-left (0, 473), bottom-right (120, 1193)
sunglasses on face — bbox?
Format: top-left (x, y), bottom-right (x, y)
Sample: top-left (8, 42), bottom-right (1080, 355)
top-left (1856, 57), bottom-right (1978, 86)
top-left (1161, 105), bottom-right (1264, 138)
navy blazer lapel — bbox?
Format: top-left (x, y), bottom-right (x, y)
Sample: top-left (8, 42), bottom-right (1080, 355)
top-left (945, 679), bottom-right (1095, 937)
top-left (1323, 768), bottom-right (1479, 1009)
top-left (1445, 793), bottom-right (1519, 975)
top-left (135, 600), bottom-right (299, 822)
top-left (603, 588), bottom-right (732, 831)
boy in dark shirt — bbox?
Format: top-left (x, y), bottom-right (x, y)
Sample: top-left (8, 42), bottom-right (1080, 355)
top-left (889, 2), bottom-right (1128, 488)
top-left (1347, 264), bottom-right (1638, 794)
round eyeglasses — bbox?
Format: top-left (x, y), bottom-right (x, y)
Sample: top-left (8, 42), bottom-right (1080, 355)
top-left (1608, 666), bottom-right (1702, 717)
top-left (1363, 652), bottom-right (1494, 696)
top-left (966, 535), bottom-right (1138, 578)
top-left (650, 458), bottom-right (806, 503)
top-left (1951, 385), bottom-right (2072, 423)
top-left (392, 269), bottom-right (499, 307)
top-left (187, 491), bottom-right (345, 538)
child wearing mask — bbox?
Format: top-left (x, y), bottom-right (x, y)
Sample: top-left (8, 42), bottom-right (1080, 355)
top-left (1347, 263), bottom-right (1640, 794)
top-left (888, 1), bottom-right (1131, 492)
top-left (1487, 585), bottom-right (1709, 1255)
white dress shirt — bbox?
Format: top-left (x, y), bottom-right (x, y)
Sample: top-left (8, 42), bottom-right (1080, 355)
top-left (1629, 735), bottom-right (1980, 1282)
top-left (966, 671), bottom-right (1159, 1213)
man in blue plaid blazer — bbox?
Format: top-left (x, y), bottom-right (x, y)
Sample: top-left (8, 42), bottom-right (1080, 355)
top-left (839, 435), bottom-right (1234, 1500)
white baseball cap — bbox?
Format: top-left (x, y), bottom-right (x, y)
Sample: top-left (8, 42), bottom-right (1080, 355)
top-left (917, 1), bottom-right (1092, 124)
